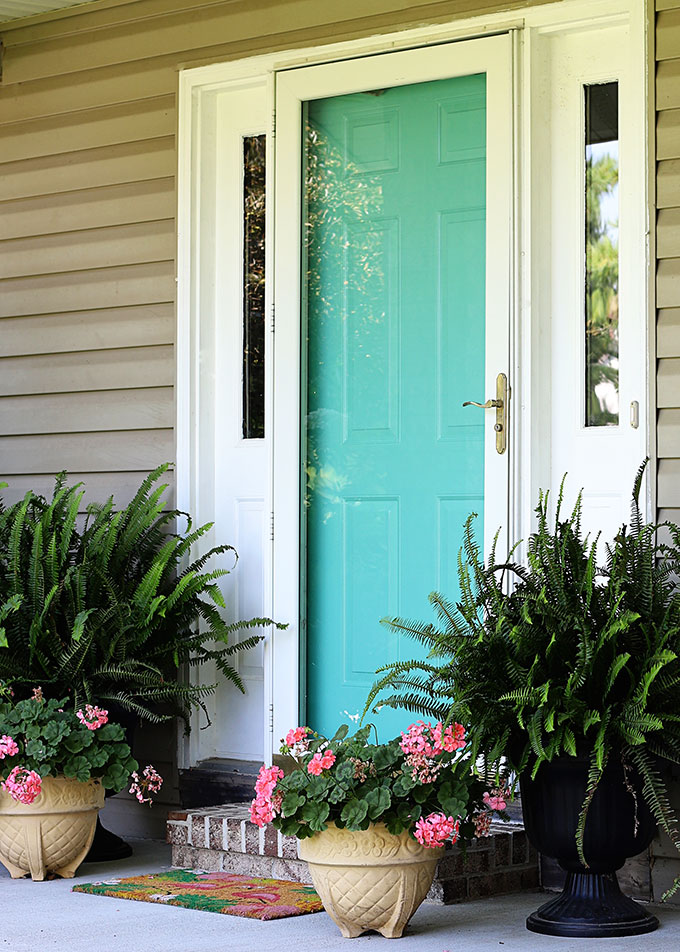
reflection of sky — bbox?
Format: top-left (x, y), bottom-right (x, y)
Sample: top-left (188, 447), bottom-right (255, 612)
top-left (586, 140), bottom-right (619, 243)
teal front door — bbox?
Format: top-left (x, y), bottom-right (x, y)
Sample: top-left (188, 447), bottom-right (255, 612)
top-left (295, 48), bottom-right (510, 743)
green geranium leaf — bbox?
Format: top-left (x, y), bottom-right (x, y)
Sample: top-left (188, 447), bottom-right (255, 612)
top-left (96, 723), bottom-right (124, 743)
top-left (412, 783), bottom-right (430, 804)
top-left (365, 785), bottom-right (391, 820)
top-left (373, 746), bottom-right (399, 771)
top-left (63, 756), bottom-right (91, 783)
top-left (392, 773), bottom-right (415, 797)
top-left (340, 798), bottom-right (369, 829)
top-left (286, 769), bottom-right (308, 791)
top-left (301, 800), bottom-right (330, 832)
top-left (330, 724), bottom-right (350, 745)
top-left (328, 783), bottom-right (347, 804)
top-left (335, 760), bottom-right (356, 784)
top-left (278, 817), bottom-right (301, 837)
top-left (281, 792), bottom-right (305, 817)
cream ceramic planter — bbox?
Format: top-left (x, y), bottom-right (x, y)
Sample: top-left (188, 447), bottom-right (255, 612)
top-left (0, 776), bottom-right (104, 881)
top-left (298, 822), bottom-right (443, 939)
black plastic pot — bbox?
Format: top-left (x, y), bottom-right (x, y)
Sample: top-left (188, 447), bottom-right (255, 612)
top-left (520, 755), bottom-right (659, 937)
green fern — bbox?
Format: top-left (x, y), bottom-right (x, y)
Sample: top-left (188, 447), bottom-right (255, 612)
top-left (0, 464), bottom-right (286, 727)
top-left (365, 461), bottom-right (680, 877)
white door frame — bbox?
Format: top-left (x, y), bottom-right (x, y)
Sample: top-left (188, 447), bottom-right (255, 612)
top-left (177, 0), bottom-right (649, 767)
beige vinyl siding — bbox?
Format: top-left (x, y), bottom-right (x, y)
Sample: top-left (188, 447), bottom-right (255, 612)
top-left (0, 0), bottom-right (553, 510)
top-left (657, 3), bottom-right (680, 513)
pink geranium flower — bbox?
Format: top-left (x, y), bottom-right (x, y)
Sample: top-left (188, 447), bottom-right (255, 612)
top-left (76, 705), bottom-right (108, 731)
top-left (249, 764), bottom-right (284, 827)
top-left (307, 750), bottom-right (335, 775)
top-left (129, 764), bottom-right (163, 805)
top-left (414, 813), bottom-right (460, 849)
top-left (0, 735), bottom-right (19, 760)
top-left (2, 766), bottom-right (42, 805)
top-left (285, 726), bottom-right (310, 747)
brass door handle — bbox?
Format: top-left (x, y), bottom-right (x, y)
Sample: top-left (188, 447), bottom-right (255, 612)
top-left (462, 399), bottom-right (503, 409)
top-left (462, 373), bottom-right (508, 455)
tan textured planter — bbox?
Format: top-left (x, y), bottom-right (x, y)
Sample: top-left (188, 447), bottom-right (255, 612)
top-left (298, 822), bottom-right (443, 938)
top-left (0, 776), bottom-right (104, 881)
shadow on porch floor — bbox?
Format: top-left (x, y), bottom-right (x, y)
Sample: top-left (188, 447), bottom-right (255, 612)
top-left (2, 838), bottom-right (680, 952)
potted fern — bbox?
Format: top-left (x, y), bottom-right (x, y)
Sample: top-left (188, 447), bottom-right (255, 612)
top-left (0, 464), bottom-right (282, 859)
top-left (366, 464), bottom-right (680, 937)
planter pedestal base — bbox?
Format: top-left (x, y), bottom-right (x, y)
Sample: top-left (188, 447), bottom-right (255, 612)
top-left (527, 871), bottom-right (659, 937)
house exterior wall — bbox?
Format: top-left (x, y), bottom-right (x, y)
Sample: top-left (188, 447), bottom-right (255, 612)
top-left (657, 2), bottom-right (680, 523)
top-left (0, 0), bottom-right (557, 507)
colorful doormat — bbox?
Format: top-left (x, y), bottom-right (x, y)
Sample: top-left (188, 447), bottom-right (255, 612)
top-left (73, 868), bottom-right (324, 920)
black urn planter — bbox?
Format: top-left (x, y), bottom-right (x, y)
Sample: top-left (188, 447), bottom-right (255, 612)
top-left (520, 756), bottom-right (659, 938)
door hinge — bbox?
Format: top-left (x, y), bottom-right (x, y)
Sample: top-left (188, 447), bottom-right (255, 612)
top-left (270, 303), bottom-right (275, 334)
top-left (268, 702), bottom-right (274, 732)
top-left (270, 512), bottom-right (274, 542)
top-left (271, 112), bottom-right (276, 137)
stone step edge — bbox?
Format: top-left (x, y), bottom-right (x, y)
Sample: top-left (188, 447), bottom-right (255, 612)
top-left (167, 804), bottom-right (535, 868)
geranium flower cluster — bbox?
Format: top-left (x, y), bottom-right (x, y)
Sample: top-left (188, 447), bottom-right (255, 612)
top-left (483, 786), bottom-right (509, 812)
top-left (76, 705), bottom-right (109, 731)
top-left (250, 764), bottom-right (284, 827)
top-left (399, 720), bottom-right (466, 783)
top-left (308, 749), bottom-right (335, 775)
top-left (282, 726), bottom-right (311, 759)
top-left (414, 812), bottom-right (460, 849)
top-left (128, 764), bottom-right (164, 805)
top-left (0, 735), bottom-right (19, 759)
top-left (2, 766), bottom-right (42, 805)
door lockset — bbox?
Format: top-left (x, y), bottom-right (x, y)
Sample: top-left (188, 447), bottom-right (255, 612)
top-left (463, 373), bottom-right (509, 455)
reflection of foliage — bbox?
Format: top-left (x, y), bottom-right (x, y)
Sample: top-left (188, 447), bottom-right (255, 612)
top-left (304, 114), bottom-right (387, 514)
top-left (586, 152), bottom-right (619, 426)
top-left (243, 135), bottom-right (266, 439)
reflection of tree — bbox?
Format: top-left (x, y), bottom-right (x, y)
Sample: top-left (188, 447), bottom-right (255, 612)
top-left (304, 113), bottom-right (387, 516)
top-left (243, 135), bottom-right (266, 439)
top-left (585, 152), bottom-right (619, 426)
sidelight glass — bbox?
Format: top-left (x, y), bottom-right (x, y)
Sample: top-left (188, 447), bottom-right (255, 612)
top-left (585, 82), bottom-right (619, 427)
top-left (242, 134), bottom-right (266, 439)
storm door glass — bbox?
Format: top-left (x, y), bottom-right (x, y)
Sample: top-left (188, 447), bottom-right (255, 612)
top-left (303, 75), bottom-right (488, 739)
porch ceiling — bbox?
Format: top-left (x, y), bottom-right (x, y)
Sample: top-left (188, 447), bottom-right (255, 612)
top-left (0, 0), bottom-right (100, 24)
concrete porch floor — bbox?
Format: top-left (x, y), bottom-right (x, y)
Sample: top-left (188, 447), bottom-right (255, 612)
top-left (2, 839), bottom-right (680, 952)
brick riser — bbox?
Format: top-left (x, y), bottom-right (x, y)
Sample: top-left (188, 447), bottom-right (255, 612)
top-left (167, 805), bottom-right (539, 904)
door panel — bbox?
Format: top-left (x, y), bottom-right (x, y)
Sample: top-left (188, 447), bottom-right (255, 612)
top-left (304, 74), bottom-right (487, 739)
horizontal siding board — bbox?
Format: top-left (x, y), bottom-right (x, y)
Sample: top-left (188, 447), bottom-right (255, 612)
top-left (658, 9), bottom-right (680, 61)
top-left (0, 61), bottom-right (175, 125)
top-left (0, 304), bottom-right (174, 357)
top-left (0, 429), bottom-right (174, 474)
top-left (0, 95), bottom-right (175, 164)
top-left (0, 220), bottom-right (175, 279)
top-left (0, 178), bottom-right (175, 240)
top-left (0, 261), bottom-right (175, 317)
top-left (657, 209), bottom-right (680, 258)
top-left (657, 158), bottom-right (680, 208)
top-left (658, 357), bottom-right (680, 408)
top-left (2, 0), bottom-right (551, 42)
top-left (658, 308), bottom-right (680, 357)
top-left (657, 107), bottom-right (680, 159)
top-left (0, 470), bottom-right (175, 509)
top-left (658, 458), bottom-right (680, 507)
top-left (657, 257), bottom-right (680, 308)
top-left (2, 0), bottom-right (552, 84)
top-left (658, 408), bottom-right (680, 456)
top-left (0, 138), bottom-right (175, 202)
top-left (0, 345), bottom-right (173, 395)
top-left (657, 59), bottom-right (680, 111)
top-left (0, 387), bottom-right (173, 435)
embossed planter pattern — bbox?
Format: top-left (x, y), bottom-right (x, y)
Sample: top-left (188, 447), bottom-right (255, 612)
top-left (0, 776), bottom-right (105, 881)
top-left (298, 822), bottom-right (443, 938)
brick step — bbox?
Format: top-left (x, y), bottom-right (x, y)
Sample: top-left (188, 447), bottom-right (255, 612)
top-left (167, 804), bottom-right (539, 904)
